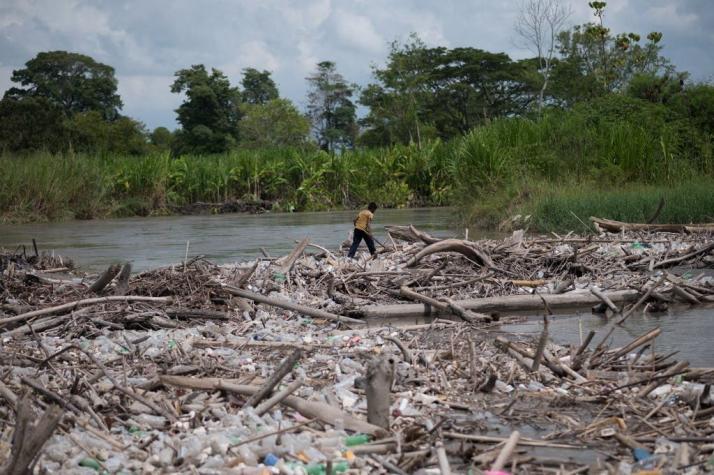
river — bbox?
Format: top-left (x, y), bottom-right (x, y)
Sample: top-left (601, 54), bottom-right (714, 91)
top-left (1, 209), bottom-right (712, 365)
top-left (0, 208), bottom-right (456, 272)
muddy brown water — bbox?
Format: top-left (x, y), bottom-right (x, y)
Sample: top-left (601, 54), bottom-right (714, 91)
top-left (1, 208), bottom-right (712, 365)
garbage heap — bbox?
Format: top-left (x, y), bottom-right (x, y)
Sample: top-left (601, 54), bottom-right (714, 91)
top-left (1, 226), bottom-right (713, 474)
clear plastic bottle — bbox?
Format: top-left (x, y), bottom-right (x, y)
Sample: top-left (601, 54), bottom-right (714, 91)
top-left (236, 444), bottom-right (259, 466)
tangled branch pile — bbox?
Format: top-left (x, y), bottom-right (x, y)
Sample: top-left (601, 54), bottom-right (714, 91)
top-left (1, 226), bottom-right (713, 474)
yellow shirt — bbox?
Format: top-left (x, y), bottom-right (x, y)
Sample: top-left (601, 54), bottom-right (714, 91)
top-left (354, 209), bottom-right (374, 232)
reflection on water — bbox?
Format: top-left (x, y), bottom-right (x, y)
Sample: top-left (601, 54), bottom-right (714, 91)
top-left (503, 306), bottom-right (714, 367)
top-left (0, 208), bottom-right (458, 272)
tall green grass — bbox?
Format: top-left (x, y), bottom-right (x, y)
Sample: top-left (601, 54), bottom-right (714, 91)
top-left (521, 180), bottom-right (714, 232)
top-left (2, 94), bottom-right (712, 228)
top-left (0, 145), bottom-right (455, 222)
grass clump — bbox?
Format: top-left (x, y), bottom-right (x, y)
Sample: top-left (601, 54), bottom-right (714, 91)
top-left (521, 180), bottom-right (714, 232)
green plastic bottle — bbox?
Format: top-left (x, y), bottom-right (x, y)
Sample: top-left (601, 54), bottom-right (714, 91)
top-left (306, 463), bottom-right (325, 475)
top-left (344, 433), bottom-right (370, 446)
top-left (306, 461), bottom-right (349, 475)
top-left (79, 458), bottom-right (102, 471)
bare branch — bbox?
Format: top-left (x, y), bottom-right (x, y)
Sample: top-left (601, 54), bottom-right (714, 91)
top-left (514, 0), bottom-right (573, 110)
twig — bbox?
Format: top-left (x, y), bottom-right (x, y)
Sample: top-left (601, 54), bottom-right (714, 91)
top-left (244, 349), bottom-right (302, 408)
top-left (491, 430), bottom-right (520, 471)
top-left (255, 377), bottom-right (305, 416)
top-left (617, 275), bottom-right (666, 324)
top-left (0, 296), bottom-right (172, 327)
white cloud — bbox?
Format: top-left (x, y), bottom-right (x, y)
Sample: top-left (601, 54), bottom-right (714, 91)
top-left (332, 9), bottom-right (384, 53)
top-left (278, 0), bottom-right (332, 31)
top-left (0, 66), bottom-right (13, 91)
top-left (219, 40), bottom-right (282, 78)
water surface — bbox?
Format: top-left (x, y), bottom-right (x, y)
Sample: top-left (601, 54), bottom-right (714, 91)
top-left (0, 208), bottom-right (457, 272)
top-left (504, 306), bottom-right (714, 367)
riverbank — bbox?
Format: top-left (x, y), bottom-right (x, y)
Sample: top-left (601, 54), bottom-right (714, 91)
top-left (2, 94), bottom-right (713, 227)
top-left (0, 146), bottom-right (452, 224)
top-left (1, 227), bottom-right (713, 473)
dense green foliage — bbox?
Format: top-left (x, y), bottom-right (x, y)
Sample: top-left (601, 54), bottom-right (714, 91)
top-left (2, 92), bottom-right (712, 226)
top-left (359, 35), bottom-right (537, 146)
top-left (239, 99), bottom-right (311, 149)
top-left (306, 61), bottom-right (358, 152)
top-left (522, 181), bottom-right (714, 232)
top-left (4, 51), bottom-right (122, 119)
top-left (452, 93), bottom-right (714, 227)
top-left (240, 68), bottom-right (279, 105)
top-left (170, 65), bottom-right (243, 154)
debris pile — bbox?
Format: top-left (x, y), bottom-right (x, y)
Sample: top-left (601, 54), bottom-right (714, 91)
top-left (1, 226), bottom-right (713, 474)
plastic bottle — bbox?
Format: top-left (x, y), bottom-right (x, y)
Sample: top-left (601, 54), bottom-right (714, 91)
top-left (236, 444), bottom-right (259, 466)
top-left (316, 436), bottom-right (342, 453)
top-left (305, 461), bottom-right (349, 475)
top-left (78, 458), bottom-right (102, 470)
top-left (303, 447), bottom-right (326, 462)
top-left (281, 433), bottom-right (312, 454)
top-left (344, 433), bottom-right (370, 447)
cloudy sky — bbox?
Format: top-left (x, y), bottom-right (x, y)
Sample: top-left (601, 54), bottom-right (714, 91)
top-left (1, 0), bottom-right (711, 130)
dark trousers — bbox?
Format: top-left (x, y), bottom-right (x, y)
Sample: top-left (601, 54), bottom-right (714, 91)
top-left (348, 228), bottom-right (376, 257)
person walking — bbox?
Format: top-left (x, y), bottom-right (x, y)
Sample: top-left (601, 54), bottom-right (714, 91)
top-left (347, 202), bottom-right (378, 258)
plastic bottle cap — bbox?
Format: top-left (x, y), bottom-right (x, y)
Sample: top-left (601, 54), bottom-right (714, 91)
top-left (633, 447), bottom-right (652, 462)
top-left (264, 453), bottom-right (280, 466)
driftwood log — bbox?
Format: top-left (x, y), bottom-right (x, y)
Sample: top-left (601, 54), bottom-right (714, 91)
top-left (406, 239), bottom-right (495, 268)
top-left (243, 349), bottom-right (301, 408)
top-left (399, 285), bottom-right (491, 323)
top-left (365, 356), bottom-right (395, 430)
top-left (254, 377), bottom-right (305, 416)
top-left (277, 237), bottom-right (309, 274)
top-left (114, 262), bottom-right (132, 296)
top-left (591, 217), bottom-right (714, 234)
top-left (0, 296), bottom-right (173, 328)
top-left (159, 375), bottom-right (386, 436)
top-left (359, 290), bottom-right (639, 320)
top-left (1, 395), bottom-right (63, 475)
top-left (222, 285), bottom-right (366, 325)
top-left (384, 225), bottom-right (441, 244)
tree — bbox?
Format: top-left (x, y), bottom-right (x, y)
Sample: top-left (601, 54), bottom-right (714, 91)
top-left (170, 64), bottom-right (242, 154)
top-left (239, 99), bottom-right (310, 148)
top-left (150, 127), bottom-right (174, 151)
top-left (669, 83), bottom-right (714, 135)
top-left (429, 48), bottom-right (535, 134)
top-left (360, 35), bottom-right (433, 147)
top-left (64, 111), bottom-right (149, 155)
top-left (241, 68), bottom-right (279, 105)
top-left (627, 72), bottom-right (686, 105)
top-left (552, 2), bottom-right (672, 105)
top-left (4, 51), bottom-right (122, 119)
top-left (360, 37), bottom-right (535, 146)
top-left (306, 61), bottom-right (358, 151)
top-left (514, 0), bottom-right (572, 111)
top-left (0, 96), bottom-right (67, 152)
